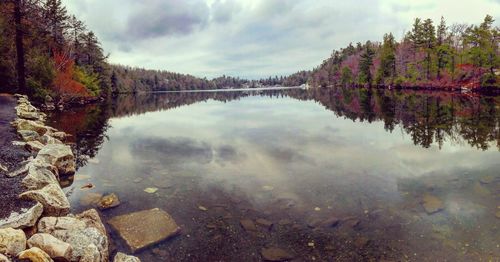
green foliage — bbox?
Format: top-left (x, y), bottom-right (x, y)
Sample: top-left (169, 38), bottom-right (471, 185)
top-left (26, 53), bottom-right (56, 100)
top-left (341, 67), bottom-right (353, 86)
top-left (481, 73), bottom-right (498, 88)
top-left (358, 43), bottom-right (376, 86)
top-left (74, 66), bottom-right (101, 96)
top-left (377, 33), bottom-right (397, 85)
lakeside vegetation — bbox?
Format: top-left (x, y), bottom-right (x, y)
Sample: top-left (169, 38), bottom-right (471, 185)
top-left (307, 15), bottom-right (499, 90)
top-left (0, 0), bottom-right (498, 106)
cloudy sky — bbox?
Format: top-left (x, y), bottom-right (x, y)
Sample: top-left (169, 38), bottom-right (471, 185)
top-left (63, 0), bottom-right (499, 79)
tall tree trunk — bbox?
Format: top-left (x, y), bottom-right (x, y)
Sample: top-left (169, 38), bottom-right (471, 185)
top-left (14, 0), bottom-right (26, 94)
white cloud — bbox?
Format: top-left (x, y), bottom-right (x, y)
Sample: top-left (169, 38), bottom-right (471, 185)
top-left (62, 0), bottom-right (499, 79)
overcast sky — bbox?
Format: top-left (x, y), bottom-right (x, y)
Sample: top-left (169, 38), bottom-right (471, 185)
top-left (63, 0), bottom-right (499, 79)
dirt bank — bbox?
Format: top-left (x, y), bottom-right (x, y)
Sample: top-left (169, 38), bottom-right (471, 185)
top-left (0, 94), bottom-right (34, 219)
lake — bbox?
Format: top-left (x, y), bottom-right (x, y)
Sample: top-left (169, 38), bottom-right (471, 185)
top-left (47, 87), bottom-right (500, 261)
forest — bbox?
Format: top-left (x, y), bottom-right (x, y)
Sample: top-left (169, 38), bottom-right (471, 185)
top-left (0, 0), bottom-right (498, 106)
top-left (307, 16), bottom-right (499, 90)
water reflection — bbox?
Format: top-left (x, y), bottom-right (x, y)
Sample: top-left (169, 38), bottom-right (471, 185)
top-left (47, 88), bottom-right (499, 261)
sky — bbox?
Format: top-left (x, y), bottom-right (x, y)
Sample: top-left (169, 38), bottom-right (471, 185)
top-left (62, 0), bottom-right (499, 79)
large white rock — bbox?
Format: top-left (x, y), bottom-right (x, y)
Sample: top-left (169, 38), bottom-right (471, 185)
top-left (114, 252), bottom-right (141, 262)
top-left (13, 119), bottom-right (51, 136)
top-left (0, 228), bottom-right (26, 256)
top-left (79, 244), bottom-right (100, 262)
top-left (38, 217), bottom-right (86, 239)
top-left (27, 233), bottom-right (72, 261)
top-left (22, 159), bottom-right (60, 190)
top-left (0, 202), bottom-right (43, 229)
top-left (19, 184), bottom-right (70, 216)
top-left (36, 144), bottom-right (75, 176)
top-left (25, 141), bottom-right (45, 153)
top-left (18, 247), bottom-right (53, 262)
top-left (18, 130), bottom-right (40, 142)
top-left (37, 134), bottom-right (63, 145)
top-left (37, 210), bottom-right (109, 262)
top-left (0, 253), bottom-right (10, 262)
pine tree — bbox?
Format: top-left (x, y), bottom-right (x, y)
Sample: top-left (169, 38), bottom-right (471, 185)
top-left (43, 0), bottom-right (69, 51)
top-left (422, 18), bottom-right (436, 80)
top-left (376, 33), bottom-right (397, 85)
top-left (358, 42), bottom-right (375, 86)
top-left (436, 17), bottom-right (449, 79)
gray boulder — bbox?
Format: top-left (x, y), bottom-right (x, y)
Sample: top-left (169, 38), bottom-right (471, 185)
top-left (0, 228), bottom-right (26, 256)
top-left (22, 159), bottom-right (60, 190)
top-left (27, 233), bottom-right (72, 261)
top-left (19, 184), bottom-right (70, 216)
top-left (114, 252), bottom-right (141, 262)
top-left (36, 144), bottom-right (75, 176)
top-left (0, 202), bottom-right (43, 229)
top-left (18, 130), bottom-right (40, 142)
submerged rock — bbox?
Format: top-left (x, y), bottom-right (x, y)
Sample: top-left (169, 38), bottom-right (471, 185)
top-left (97, 193), bottom-right (121, 210)
top-left (114, 252), bottom-right (141, 262)
top-left (479, 176), bottom-right (495, 184)
top-left (36, 144), bottom-right (75, 176)
top-left (0, 228), bottom-right (26, 256)
top-left (240, 219), bottom-right (257, 232)
top-left (143, 187), bottom-right (158, 194)
top-left (108, 208), bottom-right (180, 253)
top-left (80, 193), bottom-right (104, 206)
top-left (18, 247), bottom-right (53, 262)
top-left (27, 233), bottom-right (72, 261)
top-left (256, 218), bottom-right (273, 229)
top-left (422, 194), bottom-right (444, 214)
top-left (19, 184), bottom-right (71, 216)
top-left (0, 202), bottom-right (43, 229)
top-left (261, 247), bottom-right (294, 261)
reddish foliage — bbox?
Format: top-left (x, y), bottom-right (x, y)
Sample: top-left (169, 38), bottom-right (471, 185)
top-left (52, 52), bottom-right (89, 99)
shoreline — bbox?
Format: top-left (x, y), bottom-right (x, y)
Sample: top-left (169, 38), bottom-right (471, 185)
top-left (0, 94), bottom-right (139, 262)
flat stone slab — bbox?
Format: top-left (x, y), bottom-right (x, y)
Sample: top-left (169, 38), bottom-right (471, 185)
top-left (108, 208), bottom-right (180, 253)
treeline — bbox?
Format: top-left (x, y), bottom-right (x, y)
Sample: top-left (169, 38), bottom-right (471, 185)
top-left (308, 15), bottom-right (499, 90)
top-left (0, 0), bottom-right (110, 103)
top-left (110, 65), bottom-right (258, 93)
top-left (109, 66), bottom-right (310, 93)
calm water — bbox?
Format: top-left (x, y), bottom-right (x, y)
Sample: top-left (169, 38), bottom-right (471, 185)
top-left (48, 88), bottom-right (500, 261)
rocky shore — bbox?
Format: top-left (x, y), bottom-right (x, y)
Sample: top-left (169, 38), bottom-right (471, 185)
top-left (0, 95), bottom-right (139, 262)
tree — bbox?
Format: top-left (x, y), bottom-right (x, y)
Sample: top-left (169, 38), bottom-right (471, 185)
top-left (358, 42), bottom-right (376, 86)
top-left (42, 0), bottom-right (69, 52)
top-left (408, 18), bottom-right (424, 60)
top-left (436, 17), bottom-right (449, 79)
top-left (341, 67), bottom-right (353, 86)
top-left (13, 0), bottom-right (26, 94)
top-left (376, 33), bottom-right (397, 85)
top-left (422, 18), bottom-right (436, 79)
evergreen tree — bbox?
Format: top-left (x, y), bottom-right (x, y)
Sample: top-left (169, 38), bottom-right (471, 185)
top-left (422, 18), bottom-right (436, 79)
top-left (42, 0), bottom-right (69, 51)
top-left (376, 33), bottom-right (397, 85)
top-left (358, 42), bottom-right (375, 86)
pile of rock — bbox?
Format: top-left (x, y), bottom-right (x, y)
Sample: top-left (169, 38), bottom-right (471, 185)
top-left (0, 95), bottom-right (139, 262)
